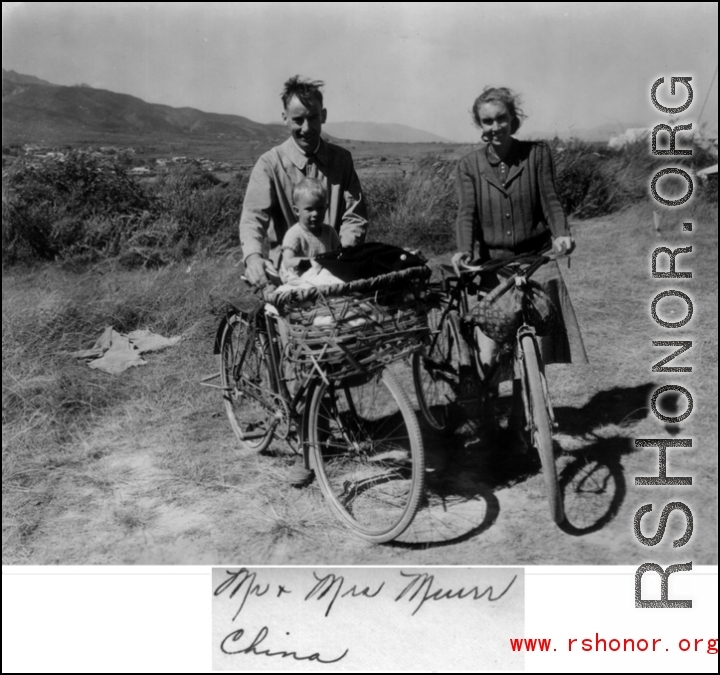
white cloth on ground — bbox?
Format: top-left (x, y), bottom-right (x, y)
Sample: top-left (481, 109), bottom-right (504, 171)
top-left (71, 327), bottom-right (181, 375)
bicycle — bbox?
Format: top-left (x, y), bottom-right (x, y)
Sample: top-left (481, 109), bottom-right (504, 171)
top-left (412, 250), bottom-right (565, 524)
top-left (205, 266), bottom-right (431, 543)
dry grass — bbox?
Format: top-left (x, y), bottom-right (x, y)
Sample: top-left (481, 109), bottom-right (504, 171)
top-left (2, 198), bottom-right (717, 565)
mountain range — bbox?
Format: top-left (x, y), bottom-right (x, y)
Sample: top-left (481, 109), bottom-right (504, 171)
top-left (2, 69), bottom-right (662, 147)
top-left (1, 68), bottom-right (454, 146)
top-left (2, 68), bottom-right (289, 145)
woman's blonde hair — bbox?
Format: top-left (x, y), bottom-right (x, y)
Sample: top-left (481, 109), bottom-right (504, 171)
top-left (472, 86), bottom-right (526, 134)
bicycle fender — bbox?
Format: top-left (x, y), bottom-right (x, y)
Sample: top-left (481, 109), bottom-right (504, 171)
top-left (213, 313), bottom-right (235, 355)
top-left (300, 389), bottom-right (313, 471)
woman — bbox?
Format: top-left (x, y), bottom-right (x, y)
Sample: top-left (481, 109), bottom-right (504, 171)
top-left (453, 87), bottom-right (588, 430)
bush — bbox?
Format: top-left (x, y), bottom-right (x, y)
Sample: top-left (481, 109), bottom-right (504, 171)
top-left (2, 152), bottom-right (249, 266)
top-left (153, 167), bottom-right (246, 253)
top-left (364, 157), bottom-right (457, 254)
top-left (360, 138), bottom-right (717, 252)
top-left (2, 151), bottom-right (153, 263)
top-left (3, 139), bottom-right (715, 267)
top-left (552, 141), bottom-right (616, 218)
top-left (552, 135), bottom-right (718, 218)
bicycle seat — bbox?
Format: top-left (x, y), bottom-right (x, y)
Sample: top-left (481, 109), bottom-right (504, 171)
top-left (218, 292), bottom-right (264, 314)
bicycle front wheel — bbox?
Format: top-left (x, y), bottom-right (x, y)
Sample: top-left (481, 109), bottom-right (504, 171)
top-left (308, 368), bottom-right (425, 543)
top-left (413, 307), bottom-right (463, 431)
top-left (218, 312), bottom-right (277, 453)
top-left (521, 334), bottom-right (564, 524)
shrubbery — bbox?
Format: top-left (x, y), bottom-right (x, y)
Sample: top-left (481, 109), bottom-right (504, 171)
top-left (363, 136), bottom-right (716, 253)
top-left (551, 136), bottom-right (718, 219)
top-left (2, 138), bottom-right (716, 265)
top-left (2, 151), bottom-right (151, 263)
top-left (363, 156), bottom-right (456, 253)
top-left (2, 152), bottom-right (247, 266)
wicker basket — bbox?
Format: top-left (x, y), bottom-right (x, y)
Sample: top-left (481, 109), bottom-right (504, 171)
top-left (266, 266), bottom-right (431, 379)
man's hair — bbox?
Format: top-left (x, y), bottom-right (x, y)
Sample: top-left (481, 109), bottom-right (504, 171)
top-left (472, 86), bottom-right (526, 134)
top-left (293, 177), bottom-right (327, 205)
top-left (282, 75), bottom-right (324, 109)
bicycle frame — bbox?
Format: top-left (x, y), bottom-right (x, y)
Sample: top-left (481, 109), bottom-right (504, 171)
top-left (244, 307), bottom-right (381, 471)
top-left (414, 251), bottom-right (566, 522)
top-left (210, 278), bottom-right (431, 542)
top-left (263, 310), bottom-right (304, 412)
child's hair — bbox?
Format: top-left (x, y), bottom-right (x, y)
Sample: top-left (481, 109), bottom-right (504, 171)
top-left (293, 177), bottom-right (327, 205)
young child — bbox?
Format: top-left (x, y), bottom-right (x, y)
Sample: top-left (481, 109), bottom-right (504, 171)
top-left (280, 177), bottom-right (340, 281)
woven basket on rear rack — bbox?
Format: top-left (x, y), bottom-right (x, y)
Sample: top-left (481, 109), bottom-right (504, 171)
top-left (265, 266), bottom-right (431, 380)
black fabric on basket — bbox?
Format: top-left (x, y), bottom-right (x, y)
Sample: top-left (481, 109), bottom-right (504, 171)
top-left (313, 243), bottom-right (427, 282)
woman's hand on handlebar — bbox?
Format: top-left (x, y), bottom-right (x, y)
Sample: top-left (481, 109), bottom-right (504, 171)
top-left (451, 251), bottom-right (472, 275)
top-left (552, 236), bottom-right (575, 256)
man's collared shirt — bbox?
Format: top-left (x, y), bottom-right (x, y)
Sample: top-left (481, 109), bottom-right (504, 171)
top-left (239, 137), bottom-right (367, 261)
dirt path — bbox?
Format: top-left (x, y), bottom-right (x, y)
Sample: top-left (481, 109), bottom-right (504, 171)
top-left (3, 206), bottom-right (717, 565)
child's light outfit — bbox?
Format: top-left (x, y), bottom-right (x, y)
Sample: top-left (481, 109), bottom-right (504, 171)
top-left (280, 223), bottom-right (341, 282)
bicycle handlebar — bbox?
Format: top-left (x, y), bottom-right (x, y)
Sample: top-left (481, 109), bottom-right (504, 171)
top-left (453, 248), bottom-right (568, 277)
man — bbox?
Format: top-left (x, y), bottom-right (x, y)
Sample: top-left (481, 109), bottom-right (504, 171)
top-left (240, 75), bottom-right (368, 287)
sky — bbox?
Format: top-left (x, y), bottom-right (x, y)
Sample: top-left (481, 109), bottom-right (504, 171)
top-left (2, 2), bottom-right (718, 142)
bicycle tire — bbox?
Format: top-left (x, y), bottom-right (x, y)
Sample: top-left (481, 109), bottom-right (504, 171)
top-left (413, 308), bottom-right (464, 431)
top-left (520, 334), bottom-right (564, 524)
top-left (308, 367), bottom-right (425, 543)
top-left (218, 311), bottom-right (276, 453)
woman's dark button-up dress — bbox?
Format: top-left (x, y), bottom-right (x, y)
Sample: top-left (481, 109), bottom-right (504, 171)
top-left (455, 140), bottom-right (589, 364)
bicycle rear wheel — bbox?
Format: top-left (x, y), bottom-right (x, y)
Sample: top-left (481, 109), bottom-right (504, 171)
top-left (520, 334), bottom-right (564, 524)
top-left (218, 312), bottom-right (277, 452)
top-left (308, 368), bottom-right (425, 543)
top-left (413, 308), bottom-right (464, 431)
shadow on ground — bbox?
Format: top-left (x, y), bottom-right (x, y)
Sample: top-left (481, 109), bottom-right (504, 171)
top-left (553, 383), bottom-right (657, 432)
top-left (558, 440), bottom-right (629, 536)
top-left (396, 384), bottom-right (656, 547)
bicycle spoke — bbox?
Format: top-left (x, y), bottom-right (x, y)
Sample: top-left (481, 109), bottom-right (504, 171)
top-left (309, 369), bottom-right (424, 542)
top-left (413, 307), bottom-right (463, 431)
top-left (218, 312), bottom-right (277, 453)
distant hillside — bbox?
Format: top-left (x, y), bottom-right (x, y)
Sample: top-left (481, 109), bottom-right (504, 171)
top-left (1, 68), bottom-right (57, 87)
top-left (1, 68), bottom-right (457, 148)
top-left (2, 70), bottom-right (287, 145)
top-left (324, 122), bottom-right (451, 144)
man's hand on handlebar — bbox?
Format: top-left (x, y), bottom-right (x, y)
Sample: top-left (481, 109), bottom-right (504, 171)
top-left (244, 253), bottom-right (280, 288)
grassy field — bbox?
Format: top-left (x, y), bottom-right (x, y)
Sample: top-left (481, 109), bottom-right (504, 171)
top-left (3, 197), bottom-right (717, 565)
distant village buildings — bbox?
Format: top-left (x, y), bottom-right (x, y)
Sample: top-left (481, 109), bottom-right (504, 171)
top-left (3, 144), bottom-right (235, 175)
